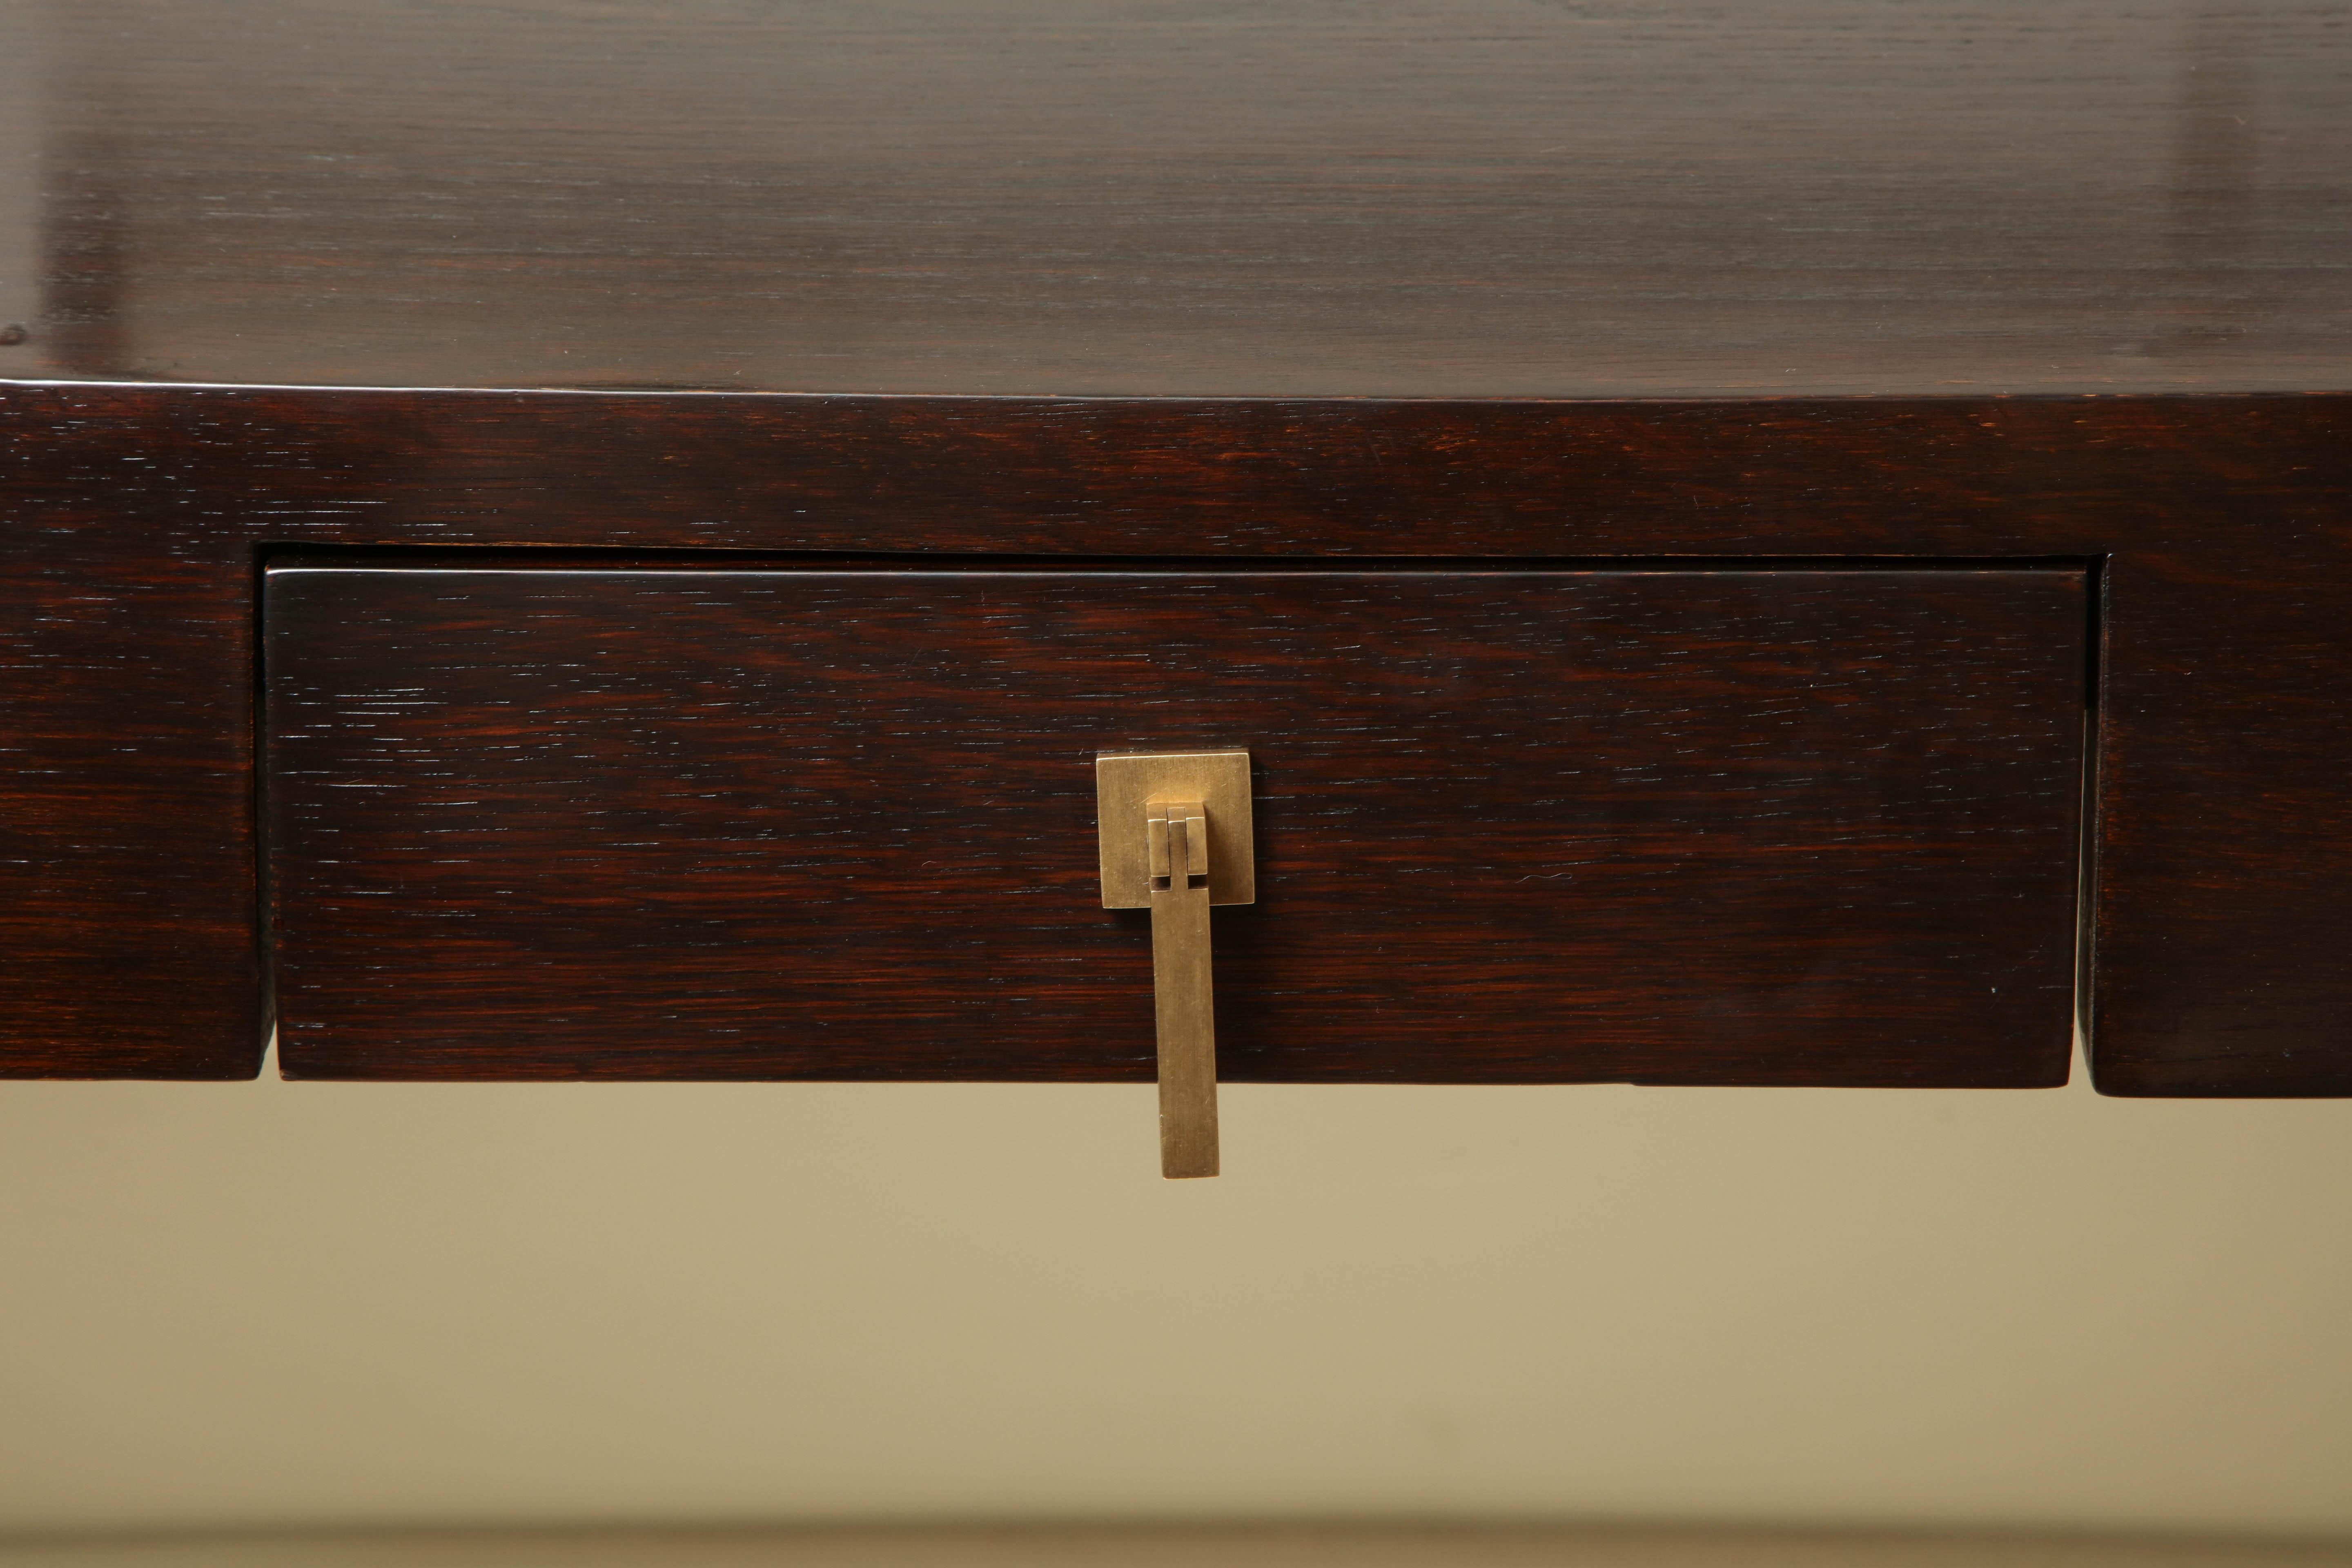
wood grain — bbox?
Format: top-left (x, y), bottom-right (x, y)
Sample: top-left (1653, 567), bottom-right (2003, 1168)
top-left (2, 386), bottom-right (2346, 1093)
top-left (264, 567), bottom-right (2086, 1086)
top-left (0, 0), bottom-right (2344, 396)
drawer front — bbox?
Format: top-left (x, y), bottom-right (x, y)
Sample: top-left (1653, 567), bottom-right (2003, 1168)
top-left (265, 566), bottom-right (2086, 1085)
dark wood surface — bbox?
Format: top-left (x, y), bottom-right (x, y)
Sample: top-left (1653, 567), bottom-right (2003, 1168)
top-left (3, 387), bottom-right (2349, 1093)
top-left (264, 566), bottom-right (2085, 1085)
top-left (1, 0), bottom-right (2345, 396)
top-left (0, 437), bottom-right (265, 1080)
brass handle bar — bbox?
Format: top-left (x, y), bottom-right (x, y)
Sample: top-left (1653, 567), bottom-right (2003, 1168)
top-left (1096, 751), bottom-right (1255, 1179)
top-left (1147, 797), bottom-right (1217, 1177)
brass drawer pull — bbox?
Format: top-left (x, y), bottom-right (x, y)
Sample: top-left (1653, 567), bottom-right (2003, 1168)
top-left (1096, 751), bottom-right (1255, 1179)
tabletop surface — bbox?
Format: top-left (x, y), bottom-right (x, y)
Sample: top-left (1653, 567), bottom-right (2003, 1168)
top-left (0, 0), bottom-right (2345, 397)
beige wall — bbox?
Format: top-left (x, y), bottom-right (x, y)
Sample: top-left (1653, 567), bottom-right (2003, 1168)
top-left (2, 1046), bottom-right (2348, 1537)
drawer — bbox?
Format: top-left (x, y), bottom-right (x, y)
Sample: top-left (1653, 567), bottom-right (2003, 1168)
top-left (263, 564), bottom-right (2087, 1086)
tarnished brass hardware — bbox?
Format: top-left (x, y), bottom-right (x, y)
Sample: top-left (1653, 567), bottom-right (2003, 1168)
top-left (1147, 795), bottom-right (1216, 1178)
top-left (1096, 751), bottom-right (1254, 910)
top-left (1096, 751), bottom-right (1254, 1179)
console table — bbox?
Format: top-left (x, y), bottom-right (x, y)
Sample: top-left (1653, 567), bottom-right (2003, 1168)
top-left (4, 2), bottom-right (2344, 1116)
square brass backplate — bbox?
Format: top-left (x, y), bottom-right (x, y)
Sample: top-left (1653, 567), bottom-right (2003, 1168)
top-left (1095, 751), bottom-right (1255, 909)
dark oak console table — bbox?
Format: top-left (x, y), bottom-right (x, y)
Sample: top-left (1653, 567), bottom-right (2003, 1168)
top-left (4, 2), bottom-right (2345, 1105)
